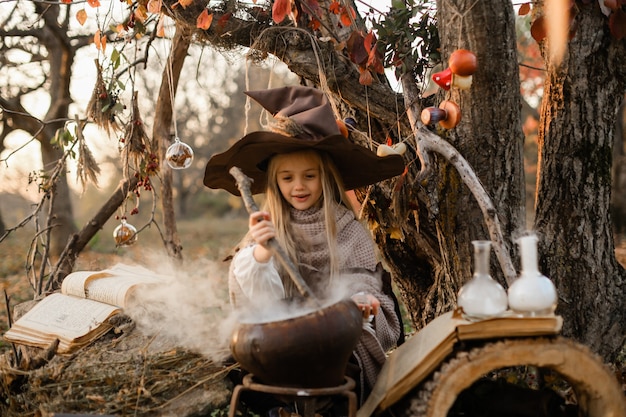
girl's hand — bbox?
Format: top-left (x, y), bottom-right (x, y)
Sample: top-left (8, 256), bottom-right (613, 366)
top-left (249, 211), bottom-right (274, 263)
top-left (351, 293), bottom-right (380, 319)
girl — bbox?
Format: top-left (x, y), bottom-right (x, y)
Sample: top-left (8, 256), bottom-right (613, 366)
top-left (204, 85), bottom-right (405, 407)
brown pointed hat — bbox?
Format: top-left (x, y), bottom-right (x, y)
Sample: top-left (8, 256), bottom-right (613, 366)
top-left (203, 85), bottom-right (405, 195)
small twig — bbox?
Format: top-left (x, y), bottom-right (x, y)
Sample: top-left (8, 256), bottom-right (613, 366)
top-left (229, 167), bottom-right (319, 302)
top-left (4, 289), bottom-right (21, 365)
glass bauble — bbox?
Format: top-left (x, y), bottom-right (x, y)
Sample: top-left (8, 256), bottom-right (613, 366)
top-left (508, 234), bottom-right (557, 316)
top-left (113, 219), bottom-right (137, 247)
top-left (457, 240), bottom-right (508, 318)
top-left (165, 138), bottom-right (194, 169)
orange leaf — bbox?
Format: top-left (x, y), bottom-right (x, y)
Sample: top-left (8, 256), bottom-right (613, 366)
top-left (147, 0), bottom-right (162, 13)
top-left (358, 68), bottom-right (373, 86)
top-left (156, 16), bottom-right (166, 37)
top-left (177, 0), bottom-right (193, 9)
top-left (87, 0), bottom-right (100, 7)
top-left (309, 17), bottom-right (321, 31)
top-left (339, 6), bottom-right (355, 26)
top-left (329, 1), bottom-right (341, 14)
top-left (518, 3), bottom-right (531, 16)
top-left (367, 47), bottom-right (384, 74)
top-left (134, 5), bottom-right (148, 22)
top-left (76, 9), bottom-right (87, 25)
top-left (61, 0), bottom-right (72, 4)
top-left (196, 9), bottom-right (213, 30)
top-left (272, 0), bottom-right (291, 23)
top-left (100, 35), bottom-right (106, 51)
top-left (94, 29), bottom-right (102, 50)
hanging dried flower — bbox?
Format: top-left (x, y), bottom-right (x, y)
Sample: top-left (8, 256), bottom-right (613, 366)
top-left (122, 91), bottom-right (156, 176)
top-left (86, 59), bottom-right (119, 135)
top-left (74, 116), bottom-right (101, 189)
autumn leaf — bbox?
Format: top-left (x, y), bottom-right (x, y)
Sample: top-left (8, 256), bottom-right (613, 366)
top-left (309, 17), bottom-right (321, 31)
top-left (358, 67), bottom-right (373, 86)
top-left (173, 0), bottom-right (192, 9)
top-left (346, 30), bottom-right (367, 65)
top-left (61, 0), bottom-right (72, 4)
top-left (518, 3), bottom-right (531, 16)
top-left (94, 29), bottom-right (102, 50)
top-left (76, 9), bottom-right (87, 25)
top-left (530, 15), bottom-right (546, 42)
top-left (87, 0), bottom-right (100, 7)
top-left (272, 0), bottom-right (291, 23)
top-left (196, 9), bottom-right (213, 30)
top-left (134, 5), bottom-right (148, 22)
top-left (147, 0), bottom-right (162, 14)
top-left (156, 15), bottom-right (166, 37)
top-left (329, 1), bottom-right (341, 14)
top-left (339, 6), bottom-right (355, 27)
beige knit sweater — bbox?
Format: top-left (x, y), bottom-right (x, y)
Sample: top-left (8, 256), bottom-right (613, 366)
top-left (229, 203), bottom-right (402, 402)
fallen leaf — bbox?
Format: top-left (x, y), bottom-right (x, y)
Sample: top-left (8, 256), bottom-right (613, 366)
top-left (272, 0), bottom-right (291, 23)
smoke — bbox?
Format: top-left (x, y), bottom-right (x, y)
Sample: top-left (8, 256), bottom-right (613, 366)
top-left (121, 255), bottom-right (238, 363)
top-left (119, 254), bottom-right (362, 363)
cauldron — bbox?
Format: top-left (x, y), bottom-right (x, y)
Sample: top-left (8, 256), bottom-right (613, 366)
top-left (230, 298), bottom-right (363, 388)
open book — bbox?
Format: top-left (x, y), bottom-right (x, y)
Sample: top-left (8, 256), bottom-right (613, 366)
top-left (357, 309), bottom-right (563, 417)
top-left (4, 263), bottom-right (166, 354)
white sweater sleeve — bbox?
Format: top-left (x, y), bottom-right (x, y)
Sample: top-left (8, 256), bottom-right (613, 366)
top-left (232, 245), bottom-right (285, 301)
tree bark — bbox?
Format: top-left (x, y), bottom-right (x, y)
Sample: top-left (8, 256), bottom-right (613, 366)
top-left (534, 3), bottom-right (626, 360)
top-left (373, 0), bottom-right (526, 328)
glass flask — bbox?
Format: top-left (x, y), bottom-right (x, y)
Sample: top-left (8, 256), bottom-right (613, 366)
top-left (508, 234), bottom-right (557, 316)
top-left (113, 219), bottom-right (138, 247)
top-left (165, 137), bottom-right (194, 169)
top-left (457, 240), bottom-right (508, 318)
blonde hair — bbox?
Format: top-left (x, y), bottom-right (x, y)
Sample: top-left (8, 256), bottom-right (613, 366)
top-left (263, 149), bottom-right (353, 296)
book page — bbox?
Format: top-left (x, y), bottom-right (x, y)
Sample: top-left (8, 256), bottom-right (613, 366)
top-left (61, 263), bottom-right (166, 307)
top-left (4, 293), bottom-right (119, 342)
top-left (62, 271), bottom-right (114, 298)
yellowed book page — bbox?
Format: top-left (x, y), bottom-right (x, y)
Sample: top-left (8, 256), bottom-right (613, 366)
top-left (457, 314), bottom-right (562, 340)
top-left (84, 272), bottom-right (162, 307)
top-left (3, 293), bottom-right (119, 344)
top-left (61, 271), bottom-right (113, 298)
top-left (61, 263), bottom-right (165, 307)
top-left (358, 311), bottom-right (463, 417)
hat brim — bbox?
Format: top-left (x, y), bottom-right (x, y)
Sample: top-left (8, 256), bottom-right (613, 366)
top-left (203, 131), bottom-right (405, 196)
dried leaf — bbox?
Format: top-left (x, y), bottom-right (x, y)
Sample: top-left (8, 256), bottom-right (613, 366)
top-left (156, 15), bottom-right (166, 37)
top-left (87, 0), bottom-right (100, 7)
top-left (272, 0), bottom-right (291, 23)
top-left (134, 5), bottom-right (148, 22)
top-left (75, 119), bottom-right (101, 190)
top-left (147, 0), bottom-right (162, 14)
top-left (518, 3), bottom-right (531, 15)
top-left (61, 0), bottom-right (72, 3)
top-left (76, 9), bottom-right (87, 25)
top-left (94, 29), bottom-right (102, 50)
top-left (329, 1), bottom-right (341, 14)
top-left (347, 30), bottom-right (368, 65)
top-left (530, 16), bottom-right (546, 43)
top-left (339, 6), bottom-right (355, 27)
top-left (196, 9), bottom-right (213, 30)
top-left (358, 67), bottom-right (373, 85)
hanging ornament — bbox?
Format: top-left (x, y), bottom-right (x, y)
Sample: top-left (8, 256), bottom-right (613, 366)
top-left (421, 100), bottom-right (462, 129)
top-left (457, 240), bottom-right (508, 318)
top-left (165, 137), bottom-right (194, 169)
top-left (508, 234), bottom-right (558, 316)
top-left (113, 218), bottom-right (138, 247)
top-left (431, 49), bottom-right (478, 91)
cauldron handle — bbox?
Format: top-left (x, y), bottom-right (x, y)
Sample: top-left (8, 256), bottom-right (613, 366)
top-left (230, 167), bottom-right (319, 303)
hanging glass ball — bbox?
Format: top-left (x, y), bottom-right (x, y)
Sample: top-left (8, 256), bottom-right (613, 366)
top-left (165, 138), bottom-right (194, 169)
top-left (113, 219), bottom-right (138, 247)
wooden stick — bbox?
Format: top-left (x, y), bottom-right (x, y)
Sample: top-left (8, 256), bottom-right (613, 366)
top-left (229, 167), bottom-right (319, 301)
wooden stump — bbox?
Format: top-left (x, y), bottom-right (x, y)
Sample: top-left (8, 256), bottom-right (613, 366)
top-left (399, 337), bottom-right (625, 417)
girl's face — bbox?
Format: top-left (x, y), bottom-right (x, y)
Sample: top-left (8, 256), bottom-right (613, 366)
top-left (274, 151), bottom-right (323, 211)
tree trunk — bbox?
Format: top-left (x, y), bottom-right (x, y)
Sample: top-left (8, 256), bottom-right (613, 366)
top-left (373, 0), bottom-right (525, 328)
top-left (612, 96), bottom-right (626, 241)
top-left (153, 24), bottom-right (192, 261)
top-left (37, 2), bottom-right (79, 258)
top-left (534, 3), bottom-right (626, 360)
